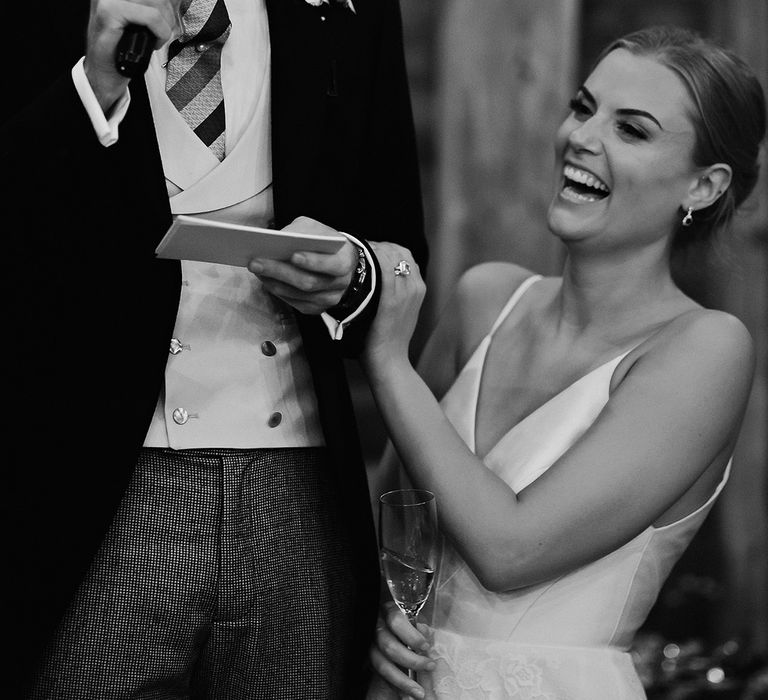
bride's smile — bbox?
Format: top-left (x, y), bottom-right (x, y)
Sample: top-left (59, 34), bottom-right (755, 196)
top-left (560, 162), bottom-right (611, 202)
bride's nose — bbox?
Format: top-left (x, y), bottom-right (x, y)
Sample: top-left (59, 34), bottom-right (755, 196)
top-left (567, 116), bottom-right (603, 154)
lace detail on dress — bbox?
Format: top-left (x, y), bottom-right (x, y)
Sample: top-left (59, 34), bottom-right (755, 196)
top-left (431, 638), bottom-right (561, 699)
top-left (428, 629), bottom-right (646, 699)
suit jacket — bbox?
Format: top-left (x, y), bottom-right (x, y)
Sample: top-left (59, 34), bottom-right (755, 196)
top-left (3, 1), bottom-right (426, 695)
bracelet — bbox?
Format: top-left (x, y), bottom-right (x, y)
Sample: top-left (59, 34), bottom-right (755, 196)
top-left (349, 246), bottom-right (368, 294)
top-left (329, 245), bottom-right (368, 318)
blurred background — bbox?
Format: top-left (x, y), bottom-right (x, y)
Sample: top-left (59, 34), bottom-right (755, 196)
top-left (352, 1), bottom-right (768, 698)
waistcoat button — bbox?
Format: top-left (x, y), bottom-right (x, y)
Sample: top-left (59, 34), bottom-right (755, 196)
top-left (172, 407), bottom-right (189, 425)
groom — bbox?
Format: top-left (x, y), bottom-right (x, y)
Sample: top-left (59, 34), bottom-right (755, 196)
top-left (5, 0), bottom-right (426, 696)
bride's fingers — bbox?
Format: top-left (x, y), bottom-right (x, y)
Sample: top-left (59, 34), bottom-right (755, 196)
top-left (376, 624), bottom-right (436, 672)
top-left (384, 608), bottom-right (430, 651)
top-left (369, 646), bottom-right (427, 699)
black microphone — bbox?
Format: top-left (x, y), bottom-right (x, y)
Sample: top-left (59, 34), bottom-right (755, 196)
top-left (115, 24), bottom-right (156, 78)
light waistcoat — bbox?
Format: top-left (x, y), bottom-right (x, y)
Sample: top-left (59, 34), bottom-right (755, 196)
top-left (142, 0), bottom-right (324, 448)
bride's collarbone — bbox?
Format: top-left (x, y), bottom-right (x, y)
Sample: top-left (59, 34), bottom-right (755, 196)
top-left (472, 290), bottom-right (703, 455)
top-left (475, 333), bottom-right (630, 449)
top-left (485, 328), bottom-right (618, 395)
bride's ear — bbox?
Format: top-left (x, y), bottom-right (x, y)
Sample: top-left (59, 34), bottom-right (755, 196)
top-left (683, 163), bottom-right (732, 212)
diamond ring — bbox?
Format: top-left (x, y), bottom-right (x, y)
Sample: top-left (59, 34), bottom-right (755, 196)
top-left (394, 260), bottom-right (411, 277)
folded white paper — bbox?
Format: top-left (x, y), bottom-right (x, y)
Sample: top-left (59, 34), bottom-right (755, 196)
top-left (155, 215), bottom-right (346, 267)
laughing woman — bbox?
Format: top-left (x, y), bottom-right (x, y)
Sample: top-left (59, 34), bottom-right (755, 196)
top-left (362, 26), bottom-right (766, 700)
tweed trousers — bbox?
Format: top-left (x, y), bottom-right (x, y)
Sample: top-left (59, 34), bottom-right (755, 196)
top-left (30, 447), bottom-right (358, 699)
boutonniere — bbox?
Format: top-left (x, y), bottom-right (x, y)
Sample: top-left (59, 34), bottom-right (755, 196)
top-left (305, 0), bottom-right (356, 13)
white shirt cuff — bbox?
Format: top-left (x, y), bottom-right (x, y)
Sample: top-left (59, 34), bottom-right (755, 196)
top-left (321, 232), bottom-right (377, 341)
top-left (71, 57), bottom-right (131, 147)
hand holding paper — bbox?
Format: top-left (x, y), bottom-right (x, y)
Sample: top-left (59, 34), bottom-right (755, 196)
top-left (249, 217), bottom-right (360, 316)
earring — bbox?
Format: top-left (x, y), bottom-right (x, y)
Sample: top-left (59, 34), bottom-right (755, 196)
top-left (682, 206), bottom-right (694, 227)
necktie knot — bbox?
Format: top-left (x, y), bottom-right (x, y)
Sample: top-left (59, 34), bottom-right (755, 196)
top-left (168, 0), bottom-right (231, 62)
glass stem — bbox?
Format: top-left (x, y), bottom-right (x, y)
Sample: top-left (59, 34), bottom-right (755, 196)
top-left (407, 612), bottom-right (418, 681)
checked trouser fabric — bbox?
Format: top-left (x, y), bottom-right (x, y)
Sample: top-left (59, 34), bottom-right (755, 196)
top-left (166, 0), bottom-right (231, 160)
top-left (30, 448), bottom-right (358, 699)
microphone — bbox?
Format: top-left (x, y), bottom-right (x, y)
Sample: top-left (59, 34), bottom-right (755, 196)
top-left (115, 24), bottom-right (156, 78)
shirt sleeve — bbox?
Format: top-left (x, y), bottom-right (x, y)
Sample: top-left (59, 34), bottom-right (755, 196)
top-left (320, 232), bottom-right (377, 341)
top-left (71, 57), bottom-right (131, 147)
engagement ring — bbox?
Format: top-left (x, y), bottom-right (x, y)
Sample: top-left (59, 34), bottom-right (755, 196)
top-left (394, 260), bottom-right (411, 276)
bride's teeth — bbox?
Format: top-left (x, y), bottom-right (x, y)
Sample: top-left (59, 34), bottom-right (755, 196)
top-left (562, 187), bottom-right (602, 203)
top-left (563, 165), bottom-right (608, 192)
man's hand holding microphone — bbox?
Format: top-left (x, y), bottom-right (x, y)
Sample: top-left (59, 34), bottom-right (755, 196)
top-left (85, 0), bottom-right (182, 112)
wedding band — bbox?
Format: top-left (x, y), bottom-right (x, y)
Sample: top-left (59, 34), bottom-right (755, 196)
top-left (394, 260), bottom-right (411, 276)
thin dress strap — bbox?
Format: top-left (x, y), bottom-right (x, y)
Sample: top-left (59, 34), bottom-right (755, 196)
top-left (488, 275), bottom-right (543, 337)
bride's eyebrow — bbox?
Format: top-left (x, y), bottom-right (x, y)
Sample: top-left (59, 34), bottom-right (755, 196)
top-left (576, 85), bottom-right (596, 106)
top-left (580, 84), bottom-right (664, 130)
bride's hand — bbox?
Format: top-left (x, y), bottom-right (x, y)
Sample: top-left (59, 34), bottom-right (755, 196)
top-left (367, 601), bottom-right (436, 699)
top-left (364, 242), bottom-right (425, 375)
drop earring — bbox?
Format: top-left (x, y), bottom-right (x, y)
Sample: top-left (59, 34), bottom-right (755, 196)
top-left (682, 206), bottom-right (694, 227)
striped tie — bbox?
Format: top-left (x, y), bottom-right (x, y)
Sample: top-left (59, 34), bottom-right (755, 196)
top-left (165, 0), bottom-right (231, 160)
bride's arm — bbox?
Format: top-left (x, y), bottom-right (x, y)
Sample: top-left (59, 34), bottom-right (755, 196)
top-left (363, 243), bottom-right (755, 594)
top-left (368, 255), bottom-right (531, 517)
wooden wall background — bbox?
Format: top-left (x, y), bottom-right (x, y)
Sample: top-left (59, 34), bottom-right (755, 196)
top-left (355, 0), bottom-right (767, 658)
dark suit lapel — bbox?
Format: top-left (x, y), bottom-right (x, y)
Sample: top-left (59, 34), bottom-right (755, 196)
top-left (266, 0), bottom-right (328, 225)
top-left (265, 0), bottom-right (365, 227)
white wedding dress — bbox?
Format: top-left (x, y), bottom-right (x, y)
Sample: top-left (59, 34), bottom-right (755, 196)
top-left (424, 275), bottom-right (730, 699)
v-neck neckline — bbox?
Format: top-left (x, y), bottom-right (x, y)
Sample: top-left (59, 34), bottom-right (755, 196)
top-left (470, 277), bottom-right (635, 461)
top-left (473, 344), bottom-right (630, 461)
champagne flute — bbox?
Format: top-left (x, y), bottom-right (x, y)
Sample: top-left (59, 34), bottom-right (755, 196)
top-left (378, 489), bottom-right (439, 680)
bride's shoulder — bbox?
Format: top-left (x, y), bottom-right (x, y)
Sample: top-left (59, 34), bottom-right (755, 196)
top-left (617, 307), bottom-right (755, 396)
top-left (639, 307), bottom-right (753, 362)
top-left (453, 262), bottom-right (538, 346)
top-left (456, 262), bottom-right (536, 312)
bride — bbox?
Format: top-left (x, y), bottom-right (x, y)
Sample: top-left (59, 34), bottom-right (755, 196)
top-left (362, 25), bottom-right (766, 700)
